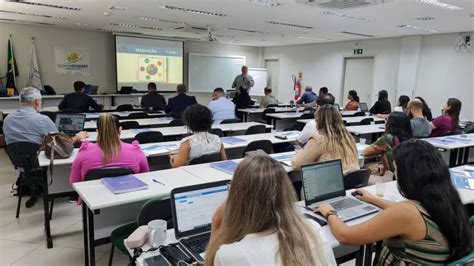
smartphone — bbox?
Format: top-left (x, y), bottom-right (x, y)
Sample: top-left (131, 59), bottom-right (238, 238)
top-left (144, 255), bottom-right (170, 266)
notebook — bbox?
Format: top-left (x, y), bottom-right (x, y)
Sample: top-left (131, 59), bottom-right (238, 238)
top-left (450, 170), bottom-right (474, 190)
top-left (275, 131), bottom-right (300, 140)
top-left (141, 143), bottom-right (180, 155)
top-left (210, 161), bottom-right (238, 175)
top-left (272, 153), bottom-right (293, 166)
top-left (221, 137), bottom-right (246, 145)
top-left (101, 175), bottom-right (148, 194)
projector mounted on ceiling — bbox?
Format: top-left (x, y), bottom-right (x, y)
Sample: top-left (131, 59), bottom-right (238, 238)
top-left (296, 0), bottom-right (389, 9)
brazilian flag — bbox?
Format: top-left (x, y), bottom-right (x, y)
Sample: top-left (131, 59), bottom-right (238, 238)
top-left (6, 38), bottom-right (19, 95)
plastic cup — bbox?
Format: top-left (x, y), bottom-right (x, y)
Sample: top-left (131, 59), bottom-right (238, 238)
top-left (376, 182), bottom-right (385, 197)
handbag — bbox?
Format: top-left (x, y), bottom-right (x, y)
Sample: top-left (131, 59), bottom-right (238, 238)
top-left (42, 132), bottom-right (74, 184)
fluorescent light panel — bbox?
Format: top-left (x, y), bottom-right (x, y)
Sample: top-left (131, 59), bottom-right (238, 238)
top-left (226, 27), bottom-right (268, 34)
top-left (0, 17), bottom-right (54, 25)
top-left (110, 23), bottom-right (161, 31)
top-left (416, 0), bottom-right (464, 11)
top-left (341, 31), bottom-right (375, 37)
top-left (398, 24), bottom-right (438, 32)
top-left (416, 16), bottom-right (436, 21)
top-left (297, 36), bottom-right (329, 41)
top-left (322, 11), bottom-right (370, 22)
top-left (0, 9), bottom-right (66, 19)
top-left (15, 1), bottom-right (81, 11)
top-left (249, 0), bottom-right (282, 6)
top-left (267, 21), bottom-right (313, 29)
top-left (134, 16), bottom-right (190, 26)
top-left (161, 5), bottom-right (227, 17)
top-left (109, 6), bottom-right (128, 11)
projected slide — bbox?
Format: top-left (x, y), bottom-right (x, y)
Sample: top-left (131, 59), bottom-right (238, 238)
top-left (116, 36), bottom-right (183, 91)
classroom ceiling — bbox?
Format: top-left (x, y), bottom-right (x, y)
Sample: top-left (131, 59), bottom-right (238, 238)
top-left (0, 0), bottom-right (472, 46)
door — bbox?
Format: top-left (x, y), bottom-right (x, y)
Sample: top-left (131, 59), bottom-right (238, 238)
top-left (341, 57), bottom-right (374, 107)
top-left (265, 59), bottom-right (280, 96)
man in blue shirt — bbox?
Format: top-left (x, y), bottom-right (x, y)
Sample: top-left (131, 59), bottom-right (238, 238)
top-left (296, 86), bottom-right (317, 105)
top-left (208, 87), bottom-right (236, 124)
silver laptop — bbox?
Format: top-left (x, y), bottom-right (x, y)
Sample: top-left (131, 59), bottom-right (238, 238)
top-left (170, 180), bottom-right (229, 263)
top-left (301, 160), bottom-right (379, 222)
top-left (55, 114), bottom-right (86, 136)
top-left (359, 102), bottom-right (369, 112)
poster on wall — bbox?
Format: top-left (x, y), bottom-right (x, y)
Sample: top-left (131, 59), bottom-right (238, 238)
top-left (55, 47), bottom-right (90, 75)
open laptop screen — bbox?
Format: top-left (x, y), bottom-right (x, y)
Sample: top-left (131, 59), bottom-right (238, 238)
top-left (171, 181), bottom-right (229, 239)
top-left (55, 114), bottom-right (85, 133)
top-left (301, 160), bottom-right (346, 206)
top-left (359, 103), bottom-right (368, 112)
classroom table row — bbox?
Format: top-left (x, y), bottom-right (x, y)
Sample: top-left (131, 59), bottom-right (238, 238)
top-left (237, 108), bottom-right (368, 123)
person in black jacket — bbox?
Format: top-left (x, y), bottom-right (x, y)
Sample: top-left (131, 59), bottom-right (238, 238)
top-left (140, 82), bottom-right (166, 111)
top-left (232, 86), bottom-right (254, 110)
top-left (58, 81), bottom-right (103, 113)
top-left (164, 84), bottom-right (197, 119)
top-left (369, 90), bottom-right (391, 115)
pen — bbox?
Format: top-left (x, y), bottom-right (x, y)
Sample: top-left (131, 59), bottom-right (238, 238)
top-left (152, 179), bottom-right (165, 186)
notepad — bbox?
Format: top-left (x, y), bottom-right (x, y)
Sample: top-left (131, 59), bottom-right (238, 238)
top-left (275, 131), bottom-right (300, 140)
top-left (210, 161), bottom-right (238, 175)
top-left (445, 137), bottom-right (474, 143)
top-left (272, 154), bottom-right (293, 166)
top-left (450, 170), bottom-right (474, 190)
top-left (427, 138), bottom-right (457, 144)
top-left (101, 175), bottom-right (148, 194)
top-left (141, 143), bottom-right (180, 155)
top-left (221, 137), bottom-right (246, 145)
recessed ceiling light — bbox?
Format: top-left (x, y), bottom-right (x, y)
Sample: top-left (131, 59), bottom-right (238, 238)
top-left (0, 9), bottom-right (66, 19)
top-left (75, 22), bottom-right (87, 26)
top-left (267, 21), bottom-right (313, 29)
top-left (341, 31), bottom-right (375, 38)
top-left (416, 16), bottom-right (436, 21)
top-left (110, 23), bottom-right (161, 31)
top-left (0, 18), bottom-right (54, 25)
top-left (161, 5), bottom-right (227, 17)
top-left (398, 24), bottom-right (438, 32)
top-left (416, 0), bottom-right (464, 11)
top-left (133, 16), bottom-right (190, 26)
top-left (133, 16), bottom-right (160, 22)
top-left (297, 36), bottom-right (329, 41)
top-left (226, 27), bottom-right (268, 34)
top-left (322, 11), bottom-right (370, 22)
top-left (109, 6), bottom-right (128, 11)
top-left (13, 1), bottom-right (81, 11)
top-left (249, 0), bottom-right (282, 6)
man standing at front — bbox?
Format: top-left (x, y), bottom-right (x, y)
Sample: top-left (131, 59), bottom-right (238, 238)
top-left (232, 65), bottom-right (254, 93)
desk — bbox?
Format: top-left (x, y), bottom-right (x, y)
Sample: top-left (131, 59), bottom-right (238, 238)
top-left (84, 117), bottom-right (173, 130)
top-left (84, 111), bottom-right (165, 120)
top-left (237, 107), bottom-right (301, 122)
top-left (2, 106), bottom-right (129, 115)
top-left (297, 116), bottom-right (385, 126)
top-left (340, 111), bottom-right (370, 117)
top-left (423, 134), bottom-right (474, 166)
top-left (266, 112), bottom-right (304, 129)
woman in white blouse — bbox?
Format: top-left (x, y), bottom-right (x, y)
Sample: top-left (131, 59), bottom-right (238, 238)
top-left (205, 154), bottom-right (336, 266)
top-left (170, 104), bottom-right (227, 168)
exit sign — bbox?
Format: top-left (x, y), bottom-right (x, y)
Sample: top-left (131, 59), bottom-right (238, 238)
top-left (354, 49), bottom-right (363, 55)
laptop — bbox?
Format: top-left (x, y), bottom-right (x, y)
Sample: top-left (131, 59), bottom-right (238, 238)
top-left (359, 102), bottom-right (369, 112)
top-left (170, 180), bottom-right (229, 263)
top-left (301, 160), bottom-right (379, 222)
top-left (119, 86), bottom-right (133, 94)
top-left (90, 85), bottom-right (99, 95)
top-left (55, 114), bottom-right (86, 136)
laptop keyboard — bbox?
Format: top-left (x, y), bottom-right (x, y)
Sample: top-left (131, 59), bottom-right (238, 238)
top-left (330, 198), bottom-right (362, 211)
top-left (181, 234), bottom-right (210, 254)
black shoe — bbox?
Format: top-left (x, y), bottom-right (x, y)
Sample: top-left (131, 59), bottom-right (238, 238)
top-left (25, 197), bottom-right (39, 208)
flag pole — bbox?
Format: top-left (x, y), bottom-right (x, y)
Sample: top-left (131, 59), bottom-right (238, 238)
top-left (9, 34), bottom-right (17, 92)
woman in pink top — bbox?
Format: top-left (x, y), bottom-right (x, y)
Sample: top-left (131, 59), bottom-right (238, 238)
top-left (430, 98), bottom-right (462, 137)
top-left (69, 113), bottom-right (149, 202)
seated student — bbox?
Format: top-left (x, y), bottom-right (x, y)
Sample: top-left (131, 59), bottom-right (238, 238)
top-left (292, 104), bottom-right (360, 174)
top-left (206, 154), bottom-right (336, 266)
top-left (363, 112), bottom-right (412, 180)
top-left (344, 90), bottom-right (359, 111)
top-left (164, 84), bottom-right (197, 119)
top-left (301, 87), bottom-right (329, 109)
top-left (376, 95), bottom-right (410, 119)
top-left (259, 86), bottom-right (278, 108)
top-left (369, 90), bottom-right (391, 115)
top-left (431, 98), bottom-right (461, 137)
top-left (317, 139), bottom-right (472, 265)
top-left (295, 94), bottom-right (334, 146)
top-left (208, 87), bottom-right (235, 124)
top-left (232, 86), bottom-right (254, 110)
top-left (414, 96), bottom-right (433, 121)
top-left (170, 104), bottom-right (226, 168)
top-left (58, 81), bottom-right (103, 113)
top-left (69, 113), bottom-right (149, 184)
top-left (140, 82), bottom-right (166, 111)
top-left (296, 86), bottom-right (317, 105)
top-left (407, 99), bottom-right (432, 138)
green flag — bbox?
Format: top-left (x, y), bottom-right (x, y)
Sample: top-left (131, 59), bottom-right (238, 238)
top-left (6, 38), bottom-right (19, 94)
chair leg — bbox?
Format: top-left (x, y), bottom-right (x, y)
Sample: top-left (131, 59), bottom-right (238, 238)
top-left (49, 198), bottom-right (54, 221)
top-left (15, 179), bottom-right (23, 219)
top-left (108, 244), bottom-right (115, 266)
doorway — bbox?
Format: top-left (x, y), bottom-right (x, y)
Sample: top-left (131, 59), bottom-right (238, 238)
top-left (265, 59), bottom-right (280, 97)
top-left (341, 57), bottom-right (374, 107)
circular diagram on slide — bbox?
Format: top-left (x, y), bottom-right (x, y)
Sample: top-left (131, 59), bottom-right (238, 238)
top-left (138, 56), bottom-right (166, 82)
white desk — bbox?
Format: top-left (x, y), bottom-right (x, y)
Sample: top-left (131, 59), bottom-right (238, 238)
top-left (237, 107), bottom-right (302, 122)
top-left (340, 111), bottom-right (370, 117)
top-left (423, 134), bottom-right (474, 166)
top-left (84, 111), bottom-right (164, 120)
top-left (346, 124), bottom-right (386, 135)
top-left (84, 117), bottom-right (173, 130)
top-left (266, 112), bottom-right (305, 128)
top-left (297, 116), bottom-right (385, 125)
top-left (1, 105), bottom-right (127, 115)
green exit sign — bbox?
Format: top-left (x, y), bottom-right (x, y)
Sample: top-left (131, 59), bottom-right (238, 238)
top-left (354, 49), bottom-right (364, 55)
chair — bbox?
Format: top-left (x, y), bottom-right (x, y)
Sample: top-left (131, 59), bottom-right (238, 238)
top-left (343, 169), bottom-right (371, 190)
top-left (210, 128), bottom-right (224, 137)
top-left (465, 127), bottom-right (474, 134)
top-left (189, 152), bottom-right (222, 165)
top-left (446, 129), bottom-right (464, 136)
top-left (267, 104), bottom-right (278, 108)
top-left (359, 118), bottom-right (374, 125)
top-left (243, 140), bottom-right (273, 156)
top-left (116, 104), bottom-right (134, 112)
top-left (127, 112), bottom-right (149, 119)
top-left (261, 108), bottom-right (276, 125)
top-left (43, 85), bottom-right (56, 95)
top-left (85, 167), bottom-right (134, 181)
top-left (168, 119), bottom-right (183, 127)
top-left (133, 131), bottom-right (164, 144)
top-left (119, 121), bottom-right (140, 130)
top-left (220, 119), bottom-right (240, 124)
top-left (352, 111), bottom-right (366, 117)
top-left (299, 113), bottom-right (315, 120)
top-left (108, 197), bottom-right (173, 265)
top-left (447, 214), bottom-right (473, 266)
top-left (5, 142), bottom-right (42, 218)
top-left (245, 124), bottom-right (267, 135)
top-left (40, 111), bottom-right (56, 122)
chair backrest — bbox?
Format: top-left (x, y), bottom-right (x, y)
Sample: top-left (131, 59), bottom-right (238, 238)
top-left (243, 140), bottom-right (273, 155)
top-left (43, 85), bottom-right (56, 95)
top-left (40, 111), bottom-right (56, 122)
top-left (466, 127), bottom-right (474, 134)
top-left (5, 142), bottom-right (41, 174)
top-left (116, 104), bottom-right (134, 111)
top-left (267, 104), bottom-right (278, 108)
top-left (137, 197), bottom-right (173, 229)
top-left (245, 124), bottom-right (267, 135)
top-left (343, 169), bottom-right (371, 190)
top-left (353, 111), bottom-right (366, 117)
top-left (119, 121), bottom-right (140, 130)
top-left (210, 128), bottom-right (224, 137)
top-left (446, 129), bottom-right (465, 136)
top-left (299, 113), bottom-right (315, 120)
top-left (133, 131), bottom-right (164, 144)
top-left (189, 152), bottom-right (222, 165)
top-left (168, 119), bottom-right (183, 127)
top-left (127, 112), bottom-right (149, 119)
top-left (447, 252), bottom-right (474, 266)
top-left (220, 119), bottom-right (240, 124)
top-left (359, 118), bottom-right (374, 125)
top-left (261, 108), bottom-right (276, 123)
top-left (85, 167), bottom-right (134, 181)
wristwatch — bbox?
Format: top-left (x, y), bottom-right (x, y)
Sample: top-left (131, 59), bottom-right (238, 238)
top-left (325, 210), bottom-right (338, 219)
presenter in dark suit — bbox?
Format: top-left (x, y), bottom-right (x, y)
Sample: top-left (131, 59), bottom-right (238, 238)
top-left (164, 84), bottom-right (197, 119)
top-left (58, 81), bottom-right (103, 113)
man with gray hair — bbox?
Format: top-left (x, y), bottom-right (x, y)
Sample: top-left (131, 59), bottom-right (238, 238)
top-left (296, 86), bottom-right (318, 105)
top-left (231, 65), bottom-right (254, 93)
top-left (164, 84), bottom-right (197, 119)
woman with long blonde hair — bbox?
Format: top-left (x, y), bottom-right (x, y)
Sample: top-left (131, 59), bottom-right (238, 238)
top-left (292, 104), bottom-right (359, 173)
top-left (69, 113), bottom-right (149, 203)
top-left (205, 155), bottom-right (335, 265)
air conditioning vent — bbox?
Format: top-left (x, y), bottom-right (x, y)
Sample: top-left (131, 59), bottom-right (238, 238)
top-left (296, 0), bottom-right (388, 9)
